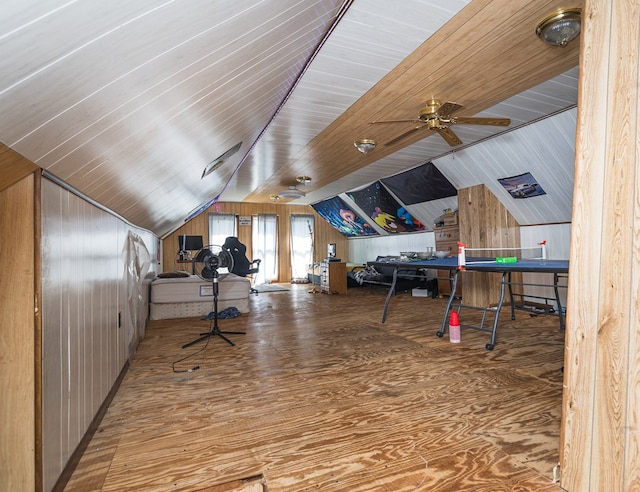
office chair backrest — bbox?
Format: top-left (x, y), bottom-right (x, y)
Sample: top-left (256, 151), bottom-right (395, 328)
top-left (222, 237), bottom-right (251, 276)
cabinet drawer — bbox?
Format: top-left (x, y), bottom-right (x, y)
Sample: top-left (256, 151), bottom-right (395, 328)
top-left (436, 240), bottom-right (458, 255)
top-left (435, 228), bottom-right (459, 242)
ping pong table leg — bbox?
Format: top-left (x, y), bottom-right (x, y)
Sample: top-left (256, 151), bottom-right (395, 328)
top-left (380, 266), bottom-right (399, 323)
top-left (507, 271), bottom-right (516, 320)
top-left (486, 271), bottom-right (508, 350)
top-left (436, 270), bottom-right (459, 338)
top-left (554, 273), bottom-right (565, 331)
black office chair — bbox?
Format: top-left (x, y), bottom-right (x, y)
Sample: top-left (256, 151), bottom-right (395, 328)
top-left (222, 237), bottom-right (261, 294)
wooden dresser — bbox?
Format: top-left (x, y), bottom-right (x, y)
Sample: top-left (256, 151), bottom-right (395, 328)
top-left (435, 224), bottom-right (459, 256)
top-left (320, 261), bottom-right (347, 295)
top-left (434, 224), bottom-right (461, 296)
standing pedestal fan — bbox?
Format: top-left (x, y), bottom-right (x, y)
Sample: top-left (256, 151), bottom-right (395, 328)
top-left (182, 245), bottom-right (245, 348)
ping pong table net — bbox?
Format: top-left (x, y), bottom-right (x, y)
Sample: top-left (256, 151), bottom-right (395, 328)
top-left (457, 241), bottom-right (547, 269)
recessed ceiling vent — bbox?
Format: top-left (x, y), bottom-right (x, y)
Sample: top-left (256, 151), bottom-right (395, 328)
top-left (202, 142), bottom-right (242, 178)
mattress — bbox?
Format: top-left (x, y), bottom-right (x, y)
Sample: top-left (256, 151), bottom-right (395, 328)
top-left (149, 274), bottom-right (251, 320)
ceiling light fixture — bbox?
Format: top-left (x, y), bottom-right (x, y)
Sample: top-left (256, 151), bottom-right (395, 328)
top-left (536, 8), bottom-right (581, 47)
top-left (269, 195), bottom-right (280, 202)
top-left (296, 176), bottom-right (312, 184)
top-left (354, 139), bottom-right (376, 154)
top-left (278, 185), bottom-right (305, 200)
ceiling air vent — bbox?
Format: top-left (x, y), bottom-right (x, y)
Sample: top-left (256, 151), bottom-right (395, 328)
top-left (202, 142), bottom-right (242, 178)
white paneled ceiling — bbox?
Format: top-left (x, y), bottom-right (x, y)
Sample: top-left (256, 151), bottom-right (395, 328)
top-left (0, 0), bottom-right (581, 236)
top-left (435, 107), bottom-right (577, 225)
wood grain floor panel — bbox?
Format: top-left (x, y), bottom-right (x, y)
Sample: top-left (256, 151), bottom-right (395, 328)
top-left (64, 285), bottom-right (564, 491)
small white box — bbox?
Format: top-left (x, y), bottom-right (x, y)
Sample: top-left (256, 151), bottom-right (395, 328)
top-left (412, 287), bottom-right (431, 297)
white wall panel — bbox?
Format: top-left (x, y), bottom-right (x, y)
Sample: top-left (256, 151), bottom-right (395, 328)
top-left (40, 180), bottom-right (67, 486)
top-left (519, 223), bottom-right (571, 308)
top-left (348, 231), bottom-right (436, 265)
top-left (40, 178), bottom-right (158, 492)
top-left (434, 108), bottom-right (577, 226)
top-left (520, 223), bottom-right (571, 260)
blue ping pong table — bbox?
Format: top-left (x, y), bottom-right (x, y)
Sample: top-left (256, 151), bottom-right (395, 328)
top-left (366, 256), bottom-right (569, 350)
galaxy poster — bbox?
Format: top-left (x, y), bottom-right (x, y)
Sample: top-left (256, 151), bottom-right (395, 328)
top-left (347, 182), bottom-right (426, 234)
top-left (311, 196), bottom-right (378, 237)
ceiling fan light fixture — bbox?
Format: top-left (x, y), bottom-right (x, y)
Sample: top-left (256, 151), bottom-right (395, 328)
top-left (296, 176), bottom-right (312, 184)
top-left (536, 8), bottom-right (581, 47)
top-left (278, 185), bottom-right (305, 199)
top-left (354, 139), bottom-right (376, 154)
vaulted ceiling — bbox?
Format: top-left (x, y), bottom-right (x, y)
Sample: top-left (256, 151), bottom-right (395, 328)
top-left (0, 0), bottom-right (581, 237)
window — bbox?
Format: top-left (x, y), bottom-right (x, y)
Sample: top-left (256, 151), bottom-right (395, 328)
top-left (252, 215), bottom-right (277, 284)
top-left (208, 214), bottom-right (236, 246)
top-left (290, 215), bottom-right (314, 282)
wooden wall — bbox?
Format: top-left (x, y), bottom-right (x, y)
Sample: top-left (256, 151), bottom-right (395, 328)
top-left (0, 172), bottom-right (37, 492)
top-left (561, 0), bottom-right (640, 489)
top-left (458, 184), bottom-right (520, 306)
top-left (162, 202), bottom-right (348, 282)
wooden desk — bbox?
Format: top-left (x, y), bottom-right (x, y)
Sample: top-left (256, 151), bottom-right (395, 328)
top-left (320, 261), bottom-right (347, 295)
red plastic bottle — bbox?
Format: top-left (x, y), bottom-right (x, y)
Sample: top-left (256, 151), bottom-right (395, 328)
top-left (449, 311), bottom-right (461, 343)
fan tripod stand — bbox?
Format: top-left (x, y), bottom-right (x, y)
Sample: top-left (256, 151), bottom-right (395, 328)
top-left (182, 268), bottom-right (245, 348)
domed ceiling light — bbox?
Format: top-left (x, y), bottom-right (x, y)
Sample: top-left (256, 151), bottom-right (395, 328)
top-left (536, 8), bottom-right (581, 47)
top-left (354, 139), bottom-right (376, 154)
top-left (278, 185), bottom-right (305, 200)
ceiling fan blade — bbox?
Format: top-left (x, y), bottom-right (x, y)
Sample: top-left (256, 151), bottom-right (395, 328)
top-left (384, 125), bottom-right (427, 146)
top-left (437, 102), bottom-right (463, 118)
top-left (370, 118), bottom-right (422, 124)
top-left (436, 127), bottom-right (463, 146)
top-left (453, 116), bottom-right (511, 126)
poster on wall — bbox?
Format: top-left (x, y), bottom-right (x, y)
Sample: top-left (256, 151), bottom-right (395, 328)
top-left (311, 196), bottom-right (378, 237)
top-left (498, 172), bottom-right (546, 199)
top-left (347, 181), bottom-right (426, 233)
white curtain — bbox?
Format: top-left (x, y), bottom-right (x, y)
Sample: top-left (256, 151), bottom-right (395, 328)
top-left (252, 214), bottom-right (277, 284)
top-left (208, 213), bottom-right (236, 247)
top-left (290, 215), bottom-right (314, 282)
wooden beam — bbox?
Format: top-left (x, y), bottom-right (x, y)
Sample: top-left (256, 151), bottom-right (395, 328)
top-left (561, 0), bottom-right (640, 489)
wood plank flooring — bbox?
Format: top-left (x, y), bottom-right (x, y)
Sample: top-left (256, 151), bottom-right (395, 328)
top-left (64, 284), bottom-right (565, 491)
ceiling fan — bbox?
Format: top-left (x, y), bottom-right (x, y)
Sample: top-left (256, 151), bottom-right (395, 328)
top-left (370, 98), bottom-right (511, 147)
